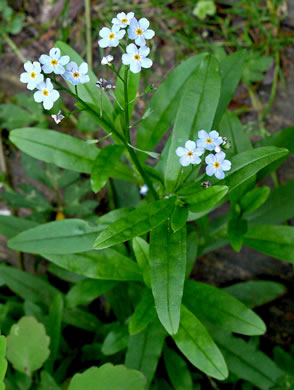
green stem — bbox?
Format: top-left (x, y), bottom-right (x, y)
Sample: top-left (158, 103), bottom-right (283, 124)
top-left (3, 33), bottom-right (27, 63)
top-left (123, 66), bottom-right (130, 141)
top-left (261, 50), bottom-right (280, 122)
top-left (85, 0), bottom-right (92, 69)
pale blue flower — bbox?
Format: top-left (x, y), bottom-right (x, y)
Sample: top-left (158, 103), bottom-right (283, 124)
top-left (140, 184), bottom-right (149, 196)
top-left (101, 55), bottom-right (114, 65)
top-left (63, 61), bottom-right (90, 85)
top-left (122, 44), bottom-right (152, 73)
top-left (33, 79), bottom-right (60, 110)
top-left (112, 12), bottom-right (134, 28)
top-left (205, 151), bottom-right (231, 179)
top-left (20, 61), bottom-right (44, 90)
top-left (128, 17), bottom-right (155, 46)
top-left (98, 25), bottom-right (125, 48)
top-left (176, 140), bottom-right (204, 167)
top-left (197, 130), bottom-right (223, 151)
top-left (39, 47), bottom-right (70, 75)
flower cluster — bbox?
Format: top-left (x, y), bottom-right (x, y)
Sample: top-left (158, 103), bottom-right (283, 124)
top-left (176, 130), bottom-right (232, 179)
top-left (20, 47), bottom-right (90, 111)
top-left (98, 12), bottom-right (154, 74)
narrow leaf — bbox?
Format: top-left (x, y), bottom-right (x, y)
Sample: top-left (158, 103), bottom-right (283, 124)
top-left (129, 290), bottom-right (156, 335)
top-left (180, 185), bottom-right (228, 213)
top-left (163, 347), bottom-right (193, 390)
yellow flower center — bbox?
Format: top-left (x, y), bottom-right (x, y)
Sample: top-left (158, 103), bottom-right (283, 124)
top-left (30, 72), bottom-right (36, 79)
top-left (109, 33), bottom-right (115, 39)
top-left (43, 89), bottom-right (49, 96)
top-left (136, 28), bottom-right (143, 35)
top-left (121, 18), bottom-right (128, 23)
top-left (51, 59), bottom-right (58, 66)
top-left (73, 72), bottom-right (80, 78)
top-left (134, 54), bottom-right (141, 61)
top-left (206, 138), bottom-right (212, 144)
top-left (214, 162), bottom-right (220, 168)
top-left (187, 151), bottom-right (194, 157)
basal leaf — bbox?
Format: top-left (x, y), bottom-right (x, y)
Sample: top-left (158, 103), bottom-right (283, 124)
top-left (149, 222), bottom-right (186, 335)
top-left (93, 197), bottom-right (176, 250)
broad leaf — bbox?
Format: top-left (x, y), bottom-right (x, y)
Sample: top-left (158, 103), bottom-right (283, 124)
top-left (163, 347), bottom-right (193, 390)
top-left (125, 319), bottom-right (166, 388)
top-left (244, 225), bottom-right (294, 263)
top-left (66, 279), bottom-right (117, 308)
top-left (0, 216), bottom-right (38, 239)
top-left (6, 316), bottom-right (50, 376)
top-left (172, 305), bottom-right (228, 380)
top-left (43, 249), bottom-right (142, 281)
top-left (224, 280), bottom-right (286, 308)
top-left (129, 290), bottom-right (156, 335)
top-left (136, 53), bottom-right (206, 161)
top-left (68, 364), bottom-right (146, 390)
top-left (164, 54), bottom-right (221, 192)
top-left (8, 219), bottom-right (105, 254)
top-left (149, 222), bottom-right (186, 335)
top-left (213, 329), bottom-right (282, 389)
top-left (183, 280), bottom-right (266, 335)
top-left (94, 197), bottom-right (176, 250)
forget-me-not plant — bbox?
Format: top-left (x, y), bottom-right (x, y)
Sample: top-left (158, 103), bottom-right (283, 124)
top-left (20, 61), bottom-right (44, 90)
top-left (122, 44), bottom-right (152, 73)
top-left (63, 62), bottom-right (90, 85)
top-left (112, 12), bottom-right (134, 28)
top-left (33, 79), bottom-right (60, 110)
top-left (128, 17), bottom-right (155, 46)
top-left (39, 47), bottom-right (70, 75)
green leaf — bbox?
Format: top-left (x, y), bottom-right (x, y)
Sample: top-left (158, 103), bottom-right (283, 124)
top-left (171, 205), bottom-right (188, 233)
top-left (8, 219), bottom-right (105, 254)
top-left (0, 266), bottom-right (58, 307)
top-left (0, 336), bottom-right (7, 387)
top-left (66, 279), bottom-right (117, 308)
top-left (180, 185), bottom-right (228, 213)
top-left (136, 54), bottom-right (206, 161)
top-left (55, 41), bottom-right (114, 124)
top-left (244, 225), bottom-right (294, 263)
top-left (212, 329), bottom-right (281, 389)
top-left (93, 197), bottom-right (176, 250)
top-left (40, 371), bottom-right (60, 390)
top-left (129, 290), bottom-right (156, 335)
top-left (218, 110), bottom-right (252, 157)
top-left (10, 128), bottom-right (99, 173)
top-left (6, 316), bottom-right (50, 376)
top-left (240, 186), bottom-right (270, 215)
top-left (224, 280), bottom-right (286, 308)
top-left (132, 237), bottom-right (151, 287)
top-left (255, 126), bottom-right (294, 180)
top-left (125, 319), bottom-right (166, 388)
top-left (43, 249), bottom-right (142, 281)
top-left (172, 305), bottom-right (228, 380)
top-left (45, 294), bottom-right (64, 373)
top-left (183, 280), bottom-right (266, 335)
top-left (115, 65), bottom-right (140, 119)
top-left (149, 222), bottom-right (186, 335)
top-left (249, 179), bottom-right (294, 225)
top-left (68, 364), bottom-right (146, 390)
top-left (228, 216), bottom-right (248, 252)
top-left (91, 145), bottom-right (125, 192)
top-left (63, 307), bottom-right (101, 332)
top-left (101, 323), bottom-right (129, 356)
top-left (163, 347), bottom-right (193, 390)
top-left (164, 54), bottom-right (221, 192)
top-left (186, 230), bottom-right (198, 278)
top-left (213, 51), bottom-right (246, 127)
top-left (0, 216), bottom-right (38, 239)
top-left (220, 146), bottom-right (288, 192)
top-left (273, 347), bottom-right (294, 376)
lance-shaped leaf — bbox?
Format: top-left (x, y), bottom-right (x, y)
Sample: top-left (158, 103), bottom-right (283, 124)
top-left (0, 216), bottom-right (38, 239)
top-left (101, 323), bottom-right (129, 356)
top-left (136, 53), bottom-right (206, 162)
top-left (244, 225), bottom-right (294, 263)
top-left (8, 219), bottom-right (105, 254)
top-left (213, 50), bottom-right (246, 127)
top-left (94, 197), bottom-right (176, 250)
top-left (43, 249), bottom-right (142, 281)
top-left (6, 316), bottom-right (50, 376)
top-left (183, 280), bottom-right (266, 335)
top-left (240, 186), bottom-right (270, 215)
top-left (125, 319), bottom-right (166, 388)
top-left (132, 237), bottom-right (151, 287)
top-left (172, 305), bottom-right (228, 380)
top-left (0, 336), bottom-right (7, 389)
top-left (149, 222), bottom-right (186, 335)
top-left (179, 185), bottom-right (228, 213)
top-left (129, 290), bottom-right (156, 335)
top-left (66, 279), bottom-right (117, 308)
top-left (164, 54), bottom-right (221, 192)
top-left (68, 364), bottom-right (146, 390)
top-left (55, 41), bottom-right (114, 125)
top-left (91, 145), bottom-right (125, 192)
top-left (163, 347), bottom-right (193, 390)
top-left (212, 329), bottom-right (282, 389)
